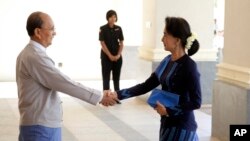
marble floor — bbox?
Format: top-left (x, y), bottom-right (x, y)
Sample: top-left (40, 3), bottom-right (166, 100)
top-left (0, 81), bottom-right (220, 141)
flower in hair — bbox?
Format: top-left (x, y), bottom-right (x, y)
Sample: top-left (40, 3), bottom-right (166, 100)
top-left (185, 33), bottom-right (196, 50)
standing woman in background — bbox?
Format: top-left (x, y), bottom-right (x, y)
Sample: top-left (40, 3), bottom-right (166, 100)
top-left (99, 10), bottom-right (124, 91)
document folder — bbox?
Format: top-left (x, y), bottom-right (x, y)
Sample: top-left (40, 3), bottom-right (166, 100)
top-left (147, 89), bottom-right (179, 108)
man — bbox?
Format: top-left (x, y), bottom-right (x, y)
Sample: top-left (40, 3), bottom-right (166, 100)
top-left (16, 11), bottom-right (116, 141)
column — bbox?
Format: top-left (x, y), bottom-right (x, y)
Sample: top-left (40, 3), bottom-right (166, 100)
top-left (212, 0), bottom-right (250, 140)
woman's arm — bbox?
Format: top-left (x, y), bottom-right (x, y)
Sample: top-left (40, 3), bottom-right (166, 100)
top-left (176, 61), bottom-right (202, 113)
top-left (116, 73), bottom-right (160, 100)
top-left (100, 41), bottom-right (116, 61)
top-left (115, 41), bottom-right (123, 60)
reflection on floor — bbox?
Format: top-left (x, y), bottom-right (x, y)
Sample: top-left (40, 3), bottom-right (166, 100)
top-left (0, 81), bottom-right (219, 141)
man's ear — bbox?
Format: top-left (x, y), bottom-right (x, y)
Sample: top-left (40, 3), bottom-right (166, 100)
top-left (34, 28), bottom-right (41, 39)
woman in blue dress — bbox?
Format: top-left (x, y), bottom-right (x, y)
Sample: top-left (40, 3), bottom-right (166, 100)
top-left (109, 16), bottom-right (201, 141)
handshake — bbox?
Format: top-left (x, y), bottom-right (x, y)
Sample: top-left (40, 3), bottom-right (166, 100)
top-left (99, 90), bottom-right (121, 106)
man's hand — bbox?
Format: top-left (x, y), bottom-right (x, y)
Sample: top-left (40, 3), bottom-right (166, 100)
top-left (109, 91), bottom-right (121, 104)
top-left (100, 90), bottom-right (120, 106)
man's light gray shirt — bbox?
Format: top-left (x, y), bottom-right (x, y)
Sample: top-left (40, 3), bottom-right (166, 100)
top-left (16, 40), bottom-right (102, 128)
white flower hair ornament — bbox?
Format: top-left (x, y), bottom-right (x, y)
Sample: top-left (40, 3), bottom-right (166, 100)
top-left (185, 33), bottom-right (197, 50)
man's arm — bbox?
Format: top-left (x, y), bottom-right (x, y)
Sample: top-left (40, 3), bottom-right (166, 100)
top-left (27, 53), bottom-right (103, 105)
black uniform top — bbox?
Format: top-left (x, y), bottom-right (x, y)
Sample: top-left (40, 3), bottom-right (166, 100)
top-left (99, 24), bottom-right (124, 59)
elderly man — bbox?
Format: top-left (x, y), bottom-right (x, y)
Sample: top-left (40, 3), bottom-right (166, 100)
top-left (16, 11), bottom-right (117, 141)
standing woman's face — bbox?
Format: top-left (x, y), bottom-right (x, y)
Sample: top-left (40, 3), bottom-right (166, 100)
top-left (108, 15), bottom-right (117, 25)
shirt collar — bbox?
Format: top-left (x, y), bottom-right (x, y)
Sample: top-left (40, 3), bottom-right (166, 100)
top-left (29, 40), bottom-right (46, 52)
top-left (106, 23), bottom-right (116, 29)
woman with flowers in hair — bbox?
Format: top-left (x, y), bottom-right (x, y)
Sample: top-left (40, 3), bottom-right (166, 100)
top-left (108, 16), bottom-right (201, 141)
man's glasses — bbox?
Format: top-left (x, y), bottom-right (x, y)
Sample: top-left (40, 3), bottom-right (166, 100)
top-left (40, 27), bottom-right (55, 31)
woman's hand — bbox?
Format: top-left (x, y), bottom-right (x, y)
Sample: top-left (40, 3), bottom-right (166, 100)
top-left (114, 54), bottom-right (121, 61)
top-left (108, 54), bottom-right (117, 62)
top-left (109, 54), bottom-right (120, 62)
top-left (155, 101), bottom-right (169, 117)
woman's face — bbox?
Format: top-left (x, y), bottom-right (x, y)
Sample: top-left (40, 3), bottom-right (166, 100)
top-left (161, 28), bottom-right (178, 51)
top-left (108, 15), bottom-right (117, 25)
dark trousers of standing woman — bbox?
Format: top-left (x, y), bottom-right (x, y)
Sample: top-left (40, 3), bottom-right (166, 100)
top-left (101, 56), bottom-right (122, 91)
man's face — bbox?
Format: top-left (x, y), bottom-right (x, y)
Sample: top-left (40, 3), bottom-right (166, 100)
top-left (38, 14), bottom-right (56, 47)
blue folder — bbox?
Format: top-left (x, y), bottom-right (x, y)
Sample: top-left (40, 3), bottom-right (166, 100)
top-left (147, 89), bottom-right (180, 108)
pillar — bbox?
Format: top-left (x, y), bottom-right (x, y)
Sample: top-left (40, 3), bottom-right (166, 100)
top-left (212, 0), bottom-right (250, 140)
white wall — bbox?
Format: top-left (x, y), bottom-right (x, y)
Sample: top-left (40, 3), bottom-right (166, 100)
top-left (0, 0), bottom-right (142, 81)
top-left (155, 0), bottom-right (214, 50)
top-left (139, 0), bottom-right (215, 61)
